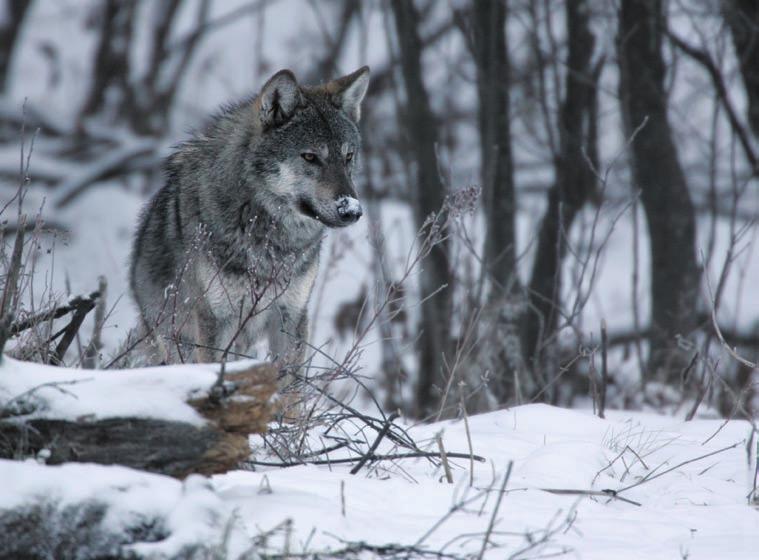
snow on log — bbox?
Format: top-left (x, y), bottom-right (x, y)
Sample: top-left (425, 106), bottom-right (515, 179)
top-left (0, 356), bottom-right (278, 477)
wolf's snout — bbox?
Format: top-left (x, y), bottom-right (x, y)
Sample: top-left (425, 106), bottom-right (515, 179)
top-left (336, 196), bottom-right (363, 224)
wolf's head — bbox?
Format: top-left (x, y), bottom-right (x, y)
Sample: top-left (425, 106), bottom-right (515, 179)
top-left (248, 67), bottom-right (370, 230)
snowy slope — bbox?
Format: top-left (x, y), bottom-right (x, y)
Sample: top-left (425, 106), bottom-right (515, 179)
top-left (3, 404), bottom-right (757, 559)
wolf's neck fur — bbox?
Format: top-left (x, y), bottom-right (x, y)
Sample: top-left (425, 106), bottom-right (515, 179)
top-left (177, 103), bottom-right (325, 279)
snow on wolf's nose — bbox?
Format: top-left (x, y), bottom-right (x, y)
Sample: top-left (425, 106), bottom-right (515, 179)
top-left (336, 196), bottom-right (363, 224)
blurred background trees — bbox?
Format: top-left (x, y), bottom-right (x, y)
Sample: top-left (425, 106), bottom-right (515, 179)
top-left (0, 0), bottom-right (757, 421)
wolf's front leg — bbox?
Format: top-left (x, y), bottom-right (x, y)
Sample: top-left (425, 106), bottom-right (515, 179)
top-left (190, 301), bottom-right (221, 363)
top-left (268, 305), bottom-right (307, 367)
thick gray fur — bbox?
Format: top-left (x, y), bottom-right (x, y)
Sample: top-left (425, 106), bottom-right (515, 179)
top-left (130, 67), bottom-right (370, 365)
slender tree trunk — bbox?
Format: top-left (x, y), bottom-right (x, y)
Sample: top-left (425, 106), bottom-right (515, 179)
top-left (81, 0), bottom-right (209, 136)
top-left (617, 0), bottom-right (699, 384)
top-left (306, 0), bottom-right (358, 83)
top-left (80, 0), bottom-right (137, 123)
top-left (390, 0), bottom-right (451, 418)
top-left (466, 0), bottom-right (526, 403)
top-left (524, 0), bottom-right (599, 389)
top-left (0, 0), bottom-right (30, 93)
top-left (471, 0), bottom-right (516, 291)
top-left (723, 0), bottom-right (759, 137)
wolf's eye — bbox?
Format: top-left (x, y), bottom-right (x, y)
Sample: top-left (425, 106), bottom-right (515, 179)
top-left (301, 152), bottom-right (317, 163)
top-left (345, 152), bottom-right (354, 163)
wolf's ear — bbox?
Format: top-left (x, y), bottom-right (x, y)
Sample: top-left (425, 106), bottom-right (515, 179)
top-left (258, 69), bottom-right (302, 128)
top-left (326, 66), bottom-right (370, 122)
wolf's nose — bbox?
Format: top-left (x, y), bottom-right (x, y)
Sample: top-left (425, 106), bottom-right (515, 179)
top-left (336, 196), bottom-right (363, 224)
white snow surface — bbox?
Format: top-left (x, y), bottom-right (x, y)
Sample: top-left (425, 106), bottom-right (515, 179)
top-left (3, 404), bottom-right (757, 559)
top-left (0, 355), bottom-right (259, 425)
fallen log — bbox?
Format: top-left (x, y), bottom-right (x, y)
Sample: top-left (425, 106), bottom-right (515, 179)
top-left (0, 357), bottom-right (278, 478)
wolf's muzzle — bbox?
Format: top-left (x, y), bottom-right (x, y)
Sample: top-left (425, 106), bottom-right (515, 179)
top-left (336, 196), bottom-right (363, 225)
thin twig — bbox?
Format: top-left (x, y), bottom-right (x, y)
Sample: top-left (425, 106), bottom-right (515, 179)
top-left (477, 461), bottom-right (513, 560)
top-left (250, 450), bottom-right (486, 468)
top-left (459, 383), bottom-right (475, 487)
top-left (436, 432), bottom-right (453, 484)
top-left (599, 319), bottom-right (608, 419)
top-left (616, 441), bottom-right (743, 494)
top-left (540, 487), bottom-right (641, 507)
top-left (350, 411), bottom-right (399, 475)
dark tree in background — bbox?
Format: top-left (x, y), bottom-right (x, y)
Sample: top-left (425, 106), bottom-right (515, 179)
top-left (617, 0), bottom-right (699, 384)
top-left (525, 0), bottom-right (600, 393)
top-left (391, 0), bottom-right (452, 417)
top-left (466, 0), bottom-right (524, 403)
top-left (0, 0), bottom-right (30, 93)
top-left (723, 0), bottom-right (759, 138)
top-left (469, 0), bottom-right (517, 296)
top-left (0, 0), bottom-right (755, 419)
top-left (80, 0), bottom-right (137, 123)
top-left (82, 0), bottom-right (210, 135)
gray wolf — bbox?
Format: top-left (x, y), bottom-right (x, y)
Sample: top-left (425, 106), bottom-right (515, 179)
top-left (129, 66), bottom-right (370, 366)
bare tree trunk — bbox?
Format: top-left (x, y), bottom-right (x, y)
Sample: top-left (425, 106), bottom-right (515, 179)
top-left (390, 0), bottom-right (451, 418)
top-left (464, 0), bottom-right (526, 403)
top-left (132, 0), bottom-right (210, 136)
top-left (80, 0), bottom-right (137, 123)
top-left (524, 0), bottom-right (599, 389)
top-left (0, 0), bottom-right (31, 93)
top-left (617, 0), bottom-right (699, 384)
top-left (723, 0), bottom-right (759, 137)
top-left (81, 0), bottom-right (209, 136)
top-left (306, 0), bottom-right (358, 83)
top-left (470, 0), bottom-right (516, 291)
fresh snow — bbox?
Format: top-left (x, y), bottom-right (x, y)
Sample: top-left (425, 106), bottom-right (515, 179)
top-left (0, 355), bottom-right (259, 425)
top-left (2, 404), bottom-right (757, 558)
top-left (336, 195), bottom-right (362, 217)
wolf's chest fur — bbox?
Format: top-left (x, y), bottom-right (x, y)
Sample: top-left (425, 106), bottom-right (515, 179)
top-left (195, 240), bottom-right (320, 354)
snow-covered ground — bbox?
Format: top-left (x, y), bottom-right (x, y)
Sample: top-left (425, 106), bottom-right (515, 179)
top-left (2, 404), bottom-right (757, 559)
top-left (0, 355), bottom-right (260, 425)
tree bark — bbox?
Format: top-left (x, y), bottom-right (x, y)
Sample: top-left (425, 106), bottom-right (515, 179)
top-left (0, 0), bottom-right (31, 93)
top-left (723, 0), bottom-right (759, 138)
top-left (617, 0), bottom-right (699, 383)
top-left (465, 0), bottom-right (527, 403)
top-left (80, 0), bottom-right (137, 123)
top-left (525, 0), bottom-right (599, 389)
top-left (470, 0), bottom-right (516, 291)
top-left (390, 0), bottom-right (451, 418)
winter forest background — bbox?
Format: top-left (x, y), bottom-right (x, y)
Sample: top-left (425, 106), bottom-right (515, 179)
top-left (0, 1), bottom-right (758, 557)
top-left (3, 0), bottom-right (756, 418)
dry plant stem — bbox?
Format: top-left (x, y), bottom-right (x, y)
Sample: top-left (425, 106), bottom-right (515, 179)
top-left (684, 354), bottom-right (707, 422)
top-left (415, 485), bottom-right (493, 548)
top-left (350, 411), bottom-right (400, 475)
top-left (750, 434), bottom-right (758, 504)
top-left (8, 293), bottom-right (102, 338)
top-left (459, 384), bottom-right (475, 487)
top-left (616, 441), bottom-right (742, 494)
top-left (250, 450), bottom-right (486, 469)
top-left (436, 433), bottom-right (453, 484)
top-left (340, 479), bottom-right (346, 517)
top-left (49, 296), bottom-right (97, 365)
top-left (83, 276), bottom-right (107, 368)
top-left (540, 487), bottom-right (641, 507)
top-left (703, 256), bottom-right (758, 370)
top-left (477, 461), bottom-right (513, 560)
top-left (1, 214), bottom-right (25, 318)
top-left (599, 319), bottom-right (608, 419)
